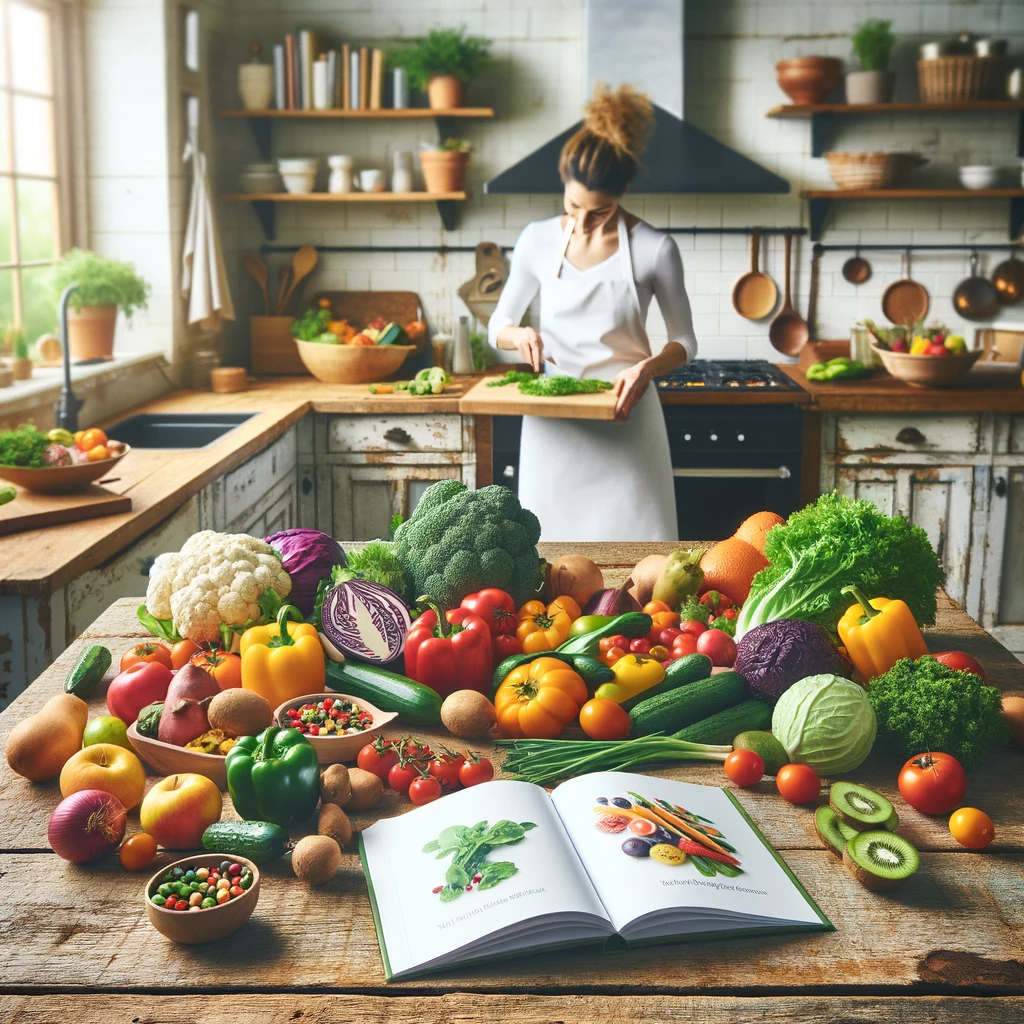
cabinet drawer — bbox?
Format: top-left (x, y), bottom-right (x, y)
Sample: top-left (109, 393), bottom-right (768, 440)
top-left (327, 414), bottom-right (463, 454)
top-left (833, 414), bottom-right (981, 455)
top-left (1009, 416), bottom-right (1024, 455)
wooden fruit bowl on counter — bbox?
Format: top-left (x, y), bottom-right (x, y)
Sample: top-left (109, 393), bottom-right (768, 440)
top-left (871, 343), bottom-right (982, 388)
top-left (0, 445), bottom-right (130, 494)
top-left (294, 340), bottom-right (416, 384)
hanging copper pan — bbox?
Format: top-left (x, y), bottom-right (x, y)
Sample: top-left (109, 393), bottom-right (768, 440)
top-left (881, 250), bottom-right (929, 325)
top-left (732, 229), bottom-right (778, 320)
top-left (953, 251), bottom-right (1000, 321)
top-left (992, 247), bottom-right (1024, 305)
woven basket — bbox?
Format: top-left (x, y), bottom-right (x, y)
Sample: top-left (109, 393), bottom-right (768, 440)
top-left (825, 152), bottom-right (926, 190)
top-left (917, 56), bottom-right (998, 102)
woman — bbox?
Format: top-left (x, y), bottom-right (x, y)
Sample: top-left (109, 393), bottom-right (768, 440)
top-left (489, 84), bottom-right (696, 542)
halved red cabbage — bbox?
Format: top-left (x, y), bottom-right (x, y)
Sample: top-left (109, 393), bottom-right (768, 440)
top-left (320, 579), bottom-right (410, 664)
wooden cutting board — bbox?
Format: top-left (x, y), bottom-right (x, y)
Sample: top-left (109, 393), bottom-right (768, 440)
top-left (0, 485), bottom-right (132, 536)
top-left (459, 376), bottom-right (618, 420)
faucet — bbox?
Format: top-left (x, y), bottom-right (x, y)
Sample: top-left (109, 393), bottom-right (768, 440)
top-left (54, 282), bottom-right (84, 432)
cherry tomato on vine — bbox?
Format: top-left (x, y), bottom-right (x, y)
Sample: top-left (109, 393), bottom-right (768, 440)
top-left (949, 807), bottom-right (994, 849)
top-left (579, 697), bottom-right (631, 741)
top-left (898, 751), bottom-right (967, 815)
top-left (388, 760), bottom-right (419, 796)
top-left (120, 642), bottom-right (172, 672)
top-left (776, 764), bottom-right (821, 805)
top-left (724, 749), bottom-right (765, 788)
top-left (458, 753), bottom-right (494, 788)
top-left (357, 738), bottom-right (399, 780)
top-left (408, 775), bottom-right (443, 805)
top-left (119, 832), bottom-right (158, 871)
top-left (428, 753), bottom-right (465, 792)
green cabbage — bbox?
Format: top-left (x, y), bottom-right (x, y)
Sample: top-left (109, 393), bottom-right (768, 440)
top-left (771, 674), bottom-right (877, 773)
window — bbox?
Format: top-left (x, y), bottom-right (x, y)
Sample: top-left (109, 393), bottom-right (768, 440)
top-left (0, 0), bottom-right (67, 347)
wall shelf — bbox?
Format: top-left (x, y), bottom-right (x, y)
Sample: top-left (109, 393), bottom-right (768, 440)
top-left (800, 189), bottom-right (1024, 241)
top-left (222, 191), bottom-right (467, 240)
top-left (767, 101), bottom-right (1024, 157)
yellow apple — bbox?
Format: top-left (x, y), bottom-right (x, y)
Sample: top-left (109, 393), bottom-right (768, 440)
top-left (59, 743), bottom-right (146, 810)
top-left (140, 773), bottom-right (222, 849)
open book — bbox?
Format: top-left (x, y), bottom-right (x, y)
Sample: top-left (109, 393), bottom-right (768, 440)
top-left (359, 772), bottom-right (833, 981)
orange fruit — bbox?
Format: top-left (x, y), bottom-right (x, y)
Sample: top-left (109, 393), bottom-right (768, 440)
top-left (734, 510), bottom-right (785, 554)
top-left (699, 537), bottom-right (769, 604)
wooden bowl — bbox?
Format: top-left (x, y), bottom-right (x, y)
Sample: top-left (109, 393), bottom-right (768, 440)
top-left (145, 854), bottom-right (260, 944)
top-left (294, 340), bottom-right (415, 384)
top-left (273, 692), bottom-right (397, 765)
top-left (872, 344), bottom-right (983, 388)
top-left (127, 722), bottom-right (229, 789)
top-left (775, 57), bottom-right (842, 105)
top-left (0, 445), bottom-right (130, 494)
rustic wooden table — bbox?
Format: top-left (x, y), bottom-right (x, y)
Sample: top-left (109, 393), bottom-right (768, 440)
top-left (1, 544), bottom-right (1022, 1023)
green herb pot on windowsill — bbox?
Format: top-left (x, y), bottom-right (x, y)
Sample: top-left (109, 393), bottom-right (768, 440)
top-left (10, 357), bottom-right (31, 380)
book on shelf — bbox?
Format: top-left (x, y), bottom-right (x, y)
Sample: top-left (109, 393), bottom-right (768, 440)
top-left (359, 46), bottom-right (370, 111)
top-left (284, 34), bottom-right (296, 111)
top-left (272, 44), bottom-right (285, 110)
top-left (341, 43), bottom-right (351, 109)
top-left (360, 771), bottom-right (833, 982)
top-left (349, 48), bottom-right (361, 110)
top-left (369, 48), bottom-right (383, 110)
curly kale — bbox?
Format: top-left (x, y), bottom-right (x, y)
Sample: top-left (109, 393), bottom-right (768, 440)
top-left (0, 425), bottom-right (49, 467)
top-left (868, 656), bottom-right (1007, 771)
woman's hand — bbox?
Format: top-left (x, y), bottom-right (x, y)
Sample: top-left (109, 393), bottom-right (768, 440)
top-left (612, 361), bottom-right (652, 421)
top-left (513, 327), bottom-right (544, 371)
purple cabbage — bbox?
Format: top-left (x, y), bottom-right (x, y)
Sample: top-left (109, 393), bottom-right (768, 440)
top-left (265, 528), bottom-right (347, 617)
top-left (320, 578), bottom-right (411, 664)
top-left (734, 618), bottom-right (845, 704)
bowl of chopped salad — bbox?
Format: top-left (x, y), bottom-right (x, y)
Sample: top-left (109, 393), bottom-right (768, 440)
top-left (273, 693), bottom-right (397, 764)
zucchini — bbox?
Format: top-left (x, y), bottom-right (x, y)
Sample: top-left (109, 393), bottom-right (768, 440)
top-left (325, 659), bottom-right (442, 725)
top-left (629, 670), bottom-right (746, 737)
top-left (672, 699), bottom-right (773, 745)
top-left (556, 611), bottom-right (653, 658)
top-left (64, 645), bottom-right (112, 699)
top-left (202, 821), bottom-right (289, 863)
top-left (620, 653), bottom-right (712, 713)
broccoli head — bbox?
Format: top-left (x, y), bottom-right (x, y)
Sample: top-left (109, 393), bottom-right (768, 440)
top-left (394, 481), bottom-right (543, 609)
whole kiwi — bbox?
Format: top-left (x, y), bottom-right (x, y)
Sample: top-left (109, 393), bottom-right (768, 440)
top-left (320, 764), bottom-right (352, 807)
top-left (319, 802), bottom-right (353, 847)
top-left (291, 834), bottom-right (342, 886)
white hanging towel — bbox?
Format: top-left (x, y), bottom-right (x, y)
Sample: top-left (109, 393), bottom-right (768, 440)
top-left (181, 136), bottom-right (235, 328)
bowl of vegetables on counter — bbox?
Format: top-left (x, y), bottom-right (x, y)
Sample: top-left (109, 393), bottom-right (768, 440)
top-left (273, 693), bottom-right (398, 764)
top-left (866, 320), bottom-right (981, 388)
top-left (0, 425), bottom-right (129, 493)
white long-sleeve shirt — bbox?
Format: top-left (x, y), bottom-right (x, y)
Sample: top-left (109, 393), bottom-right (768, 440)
top-left (488, 215), bottom-right (698, 363)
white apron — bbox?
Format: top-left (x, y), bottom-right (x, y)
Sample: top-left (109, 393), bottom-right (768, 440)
top-left (517, 213), bottom-right (678, 542)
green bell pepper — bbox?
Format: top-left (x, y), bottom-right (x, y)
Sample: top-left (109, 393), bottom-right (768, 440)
top-left (225, 726), bottom-right (320, 827)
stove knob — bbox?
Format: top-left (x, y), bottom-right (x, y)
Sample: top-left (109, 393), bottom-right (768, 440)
top-left (710, 433), bottom-right (718, 441)
top-left (683, 433), bottom-right (691, 442)
top-left (737, 433), bottom-right (745, 442)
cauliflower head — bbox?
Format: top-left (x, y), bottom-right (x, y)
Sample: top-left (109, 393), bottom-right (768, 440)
top-left (145, 531), bottom-right (292, 644)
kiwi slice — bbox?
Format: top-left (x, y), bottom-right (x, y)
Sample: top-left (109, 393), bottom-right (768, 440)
top-left (733, 731), bottom-right (789, 775)
top-left (883, 808), bottom-right (900, 832)
top-left (830, 781), bottom-right (894, 831)
top-left (813, 805), bottom-right (858, 858)
top-left (842, 830), bottom-right (919, 892)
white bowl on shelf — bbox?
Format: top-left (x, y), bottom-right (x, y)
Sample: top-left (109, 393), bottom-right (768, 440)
top-left (239, 165), bottom-right (281, 194)
top-left (959, 164), bottom-right (997, 190)
top-left (278, 158), bottom-right (319, 194)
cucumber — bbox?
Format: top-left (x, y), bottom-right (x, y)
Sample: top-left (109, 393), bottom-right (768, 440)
top-left (202, 821), bottom-right (289, 863)
top-left (64, 644), bottom-right (112, 699)
top-left (629, 670), bottom-right (746, 737)
top-left (619, 653), bottom-right (712, 713)
top-left (325, 659), bottom-right (442, 725)
top-left (733, 730), bottom-right (790, 775)
top-left (568, 655), bottom-right (614, 690)
top-left (556, 611), bottom-right (653, 658)
top-left (491, 651), bottom-right (613, 694)
top-left (492, 651), bottom-right (575, 692)
top-left (672, 699), bottom-right (773, 745)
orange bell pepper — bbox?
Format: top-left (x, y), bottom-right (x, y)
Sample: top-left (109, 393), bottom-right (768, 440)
top-left (516, 596), bottom-right (581, 654)
top-left (494, 656), bottom-right (589, 738)
top-left (643, 600), bottom-right (680, 643)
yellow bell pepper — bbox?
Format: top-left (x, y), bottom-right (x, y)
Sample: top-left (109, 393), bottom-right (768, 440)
top-left (241, 605), bottom-right (325, 707)
top-left (516, 596), bottom-right (581, 654)
top-left (595, 654), bottom-right (666, 704)
top-left (836, 585), bottom-right (928, 681)
top-left (909, 336), bottom-right (930, 355)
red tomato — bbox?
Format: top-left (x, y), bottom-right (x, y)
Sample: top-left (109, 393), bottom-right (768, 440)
top-left (671, 636), bottom-right (698, 659)
top-left (599, 635), bottom-right (629, 655)
top-left (120, 641), bottom-right (172, 672)
top-left (724, 749), bottom-right (765, 787)
top-left (898, 751), bottom-right (967, 815)
top-left (925, 342), bottom-right (949, 357)
top-left (932, 651), bottom-right (988, 683)
top-left (696, 629), bottom-right (737, 667)
top-left (458, 754), bottom-right (494, 788)
top-left (357, 738), bottom-right (399, 780)
top-left (428, 753), bottom-right (464, 792)
top-left (659, 627), bottom-right (683, 646)
top-left (678, 620), bottom-right (708, 639)
top-left (408, 776), bottom-right (443, 805)
top-left (388, 760), bottom-right (419, 795)
top-left (578, 697), bottom-right (631, 740)
top-left (460, 588), bottom-right (518, 635)
top-left (948, 807), bottom-right (994, 849)
top-left (776, 764), bottom-right (821, 804)
top-left (119, 832), bottom-right (158, 871)
top-left (492, 633), bottom-right (523, 663)
top-left (629, 638), bottom-right (651, 655)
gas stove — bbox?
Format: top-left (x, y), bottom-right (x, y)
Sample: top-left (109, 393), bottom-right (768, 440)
top-left (656, 359), bottom-right (803, 392)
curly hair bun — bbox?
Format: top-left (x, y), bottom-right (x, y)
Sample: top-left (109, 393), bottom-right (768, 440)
top-left (582, 82), bottom-right (654, 160)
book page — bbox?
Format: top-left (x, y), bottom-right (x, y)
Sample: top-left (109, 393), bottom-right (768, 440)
top-left (361, 780), bottom-right (612, 979)
top-left (550, 772), bottom-right (826, 935)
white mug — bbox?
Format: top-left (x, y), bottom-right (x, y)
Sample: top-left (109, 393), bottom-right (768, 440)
top-left (359, 168), bottom-right (385, 193)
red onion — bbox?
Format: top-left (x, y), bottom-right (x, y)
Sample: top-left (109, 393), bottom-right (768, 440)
top-left (320, 579), bottom-right (410, 664)
top-left (583, 580), bottom-right (642, 617)
top-left (48, 789), bottom-right (127, 863)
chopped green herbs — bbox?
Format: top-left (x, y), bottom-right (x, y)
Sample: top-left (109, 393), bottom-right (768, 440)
top-left (487, 370), bottom-right (614, 397)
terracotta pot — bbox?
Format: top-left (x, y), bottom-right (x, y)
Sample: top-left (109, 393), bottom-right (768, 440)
top-left (776, 57), bottom-right (843, 105)
top-left (10, 357), bottom-right (31, 380)
top-left (845, 70), bottom-right (895, 104)
top-left (418, 150), bottom-right (469, 193)
top-left (427, 75), bottom-right (464, 110)
top-left (67, 305), bottom-right (117, 361)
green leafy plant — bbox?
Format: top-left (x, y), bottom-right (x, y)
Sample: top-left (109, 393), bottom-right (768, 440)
top-left (851, 19), bottom-right (895, 72)
top-left (51, 249), bottom-right (149, 320)
top-left (437, 137), bottom-right (472, 153)
top-left (0, 425), bottom-right (49, 467)
top-left (11, 330), bottom-right (28, 360)
top-left (290, 304), bottom-right (333, 342)
top-left (391, 28), bottom-right (493, 90)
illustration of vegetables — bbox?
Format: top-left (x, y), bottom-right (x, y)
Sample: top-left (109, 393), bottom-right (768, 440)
top-left (424, 819), bottom-right (537, 902)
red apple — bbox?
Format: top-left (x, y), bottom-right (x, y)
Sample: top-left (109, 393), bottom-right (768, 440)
top-left (933, 650), bottom-right (988, 683)
top-left (140, 772), bottom-right (222, 849)
top-left (925, 342), bottom-right (949, 357)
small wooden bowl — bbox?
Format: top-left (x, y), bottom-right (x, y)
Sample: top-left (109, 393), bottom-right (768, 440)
top-left (294, 339), bottom-right (415, 384)
top-left (145, 854), bottom-right (260, 944)
top-left (0, 445), bottom-right (130, 494)
top-left (127, 722), bottom-right (229, 789)
top-left (210, 366), bottom-right (248, 393)
top-left (273, 692), bottom-right (397, 765)
top-left (872, 343), bottom-right (982, 388)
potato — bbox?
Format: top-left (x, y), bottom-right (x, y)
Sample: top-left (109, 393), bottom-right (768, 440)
top-left (320, 763), bottom-right (352, 807)
top-left (318, 802), bottom-right (353, 847)
top-left (346, 767), bottom-right (384, 811)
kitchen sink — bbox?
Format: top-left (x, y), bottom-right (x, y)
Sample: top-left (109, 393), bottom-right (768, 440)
top-left (103, 413), bottom-right (256, 449)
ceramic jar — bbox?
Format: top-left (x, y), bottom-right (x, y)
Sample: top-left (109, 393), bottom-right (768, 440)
top-left (238, 63), bottom-right (273, 111)
top-left (328, 155), bottom-right (355, 193)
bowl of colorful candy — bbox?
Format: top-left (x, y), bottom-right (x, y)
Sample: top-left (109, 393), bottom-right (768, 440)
top-left (273, 693), bottom-right (397, 765)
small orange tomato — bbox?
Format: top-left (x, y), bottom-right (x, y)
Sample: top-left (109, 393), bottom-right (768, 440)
top-left (579, 697), bottom-right (631, 740)
top-left (192, 648), bottom-right (242, 689)
top-left (85, 444), bottom-right (110, 461)
top-left (600, 645), bottom-right (627, 667)
top-left (120, 641), bottom-right (173, 672)
top-left (119, 832), bottom-right (158, 871)
top-left (643, 600), bottom-right (674, 616)
top-left (170, 638), bottom-right (202, 670)
top-left (77, 427), bottom-right (108, 452)
top-left (949, 807), bottom-right (995, 850)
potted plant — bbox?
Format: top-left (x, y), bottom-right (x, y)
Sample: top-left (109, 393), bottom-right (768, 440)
top-left (419, 138), bottom-right (472, 193)
top-left (50, 249), bottom-right (150, 362)
top-left (392, 27), bottom-right (492, 110)
top-left (847, 19), bottom-right (896, 103)
top-left (8, 328), bottom-right (31, 380)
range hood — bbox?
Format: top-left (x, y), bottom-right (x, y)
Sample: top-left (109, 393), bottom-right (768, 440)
top-left (485, 0), bottom-right (788, 195)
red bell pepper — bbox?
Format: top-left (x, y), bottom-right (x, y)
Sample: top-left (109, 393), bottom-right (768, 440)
top-left (460, 588), bottom-right (518, 635)
top-left (405, 598), bottom-right (492, 698)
